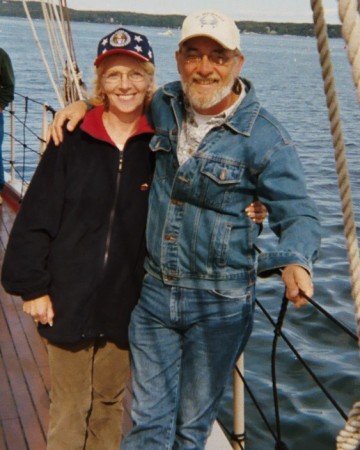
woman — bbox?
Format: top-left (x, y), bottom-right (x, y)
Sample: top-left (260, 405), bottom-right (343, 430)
top-left (2, 27), bottom-right (155, 450)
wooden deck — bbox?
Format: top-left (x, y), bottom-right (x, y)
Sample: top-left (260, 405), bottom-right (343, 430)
top-left (0, 197), bottom-right (50, 449)
top-left (0, 186), bottom-right (230, 450)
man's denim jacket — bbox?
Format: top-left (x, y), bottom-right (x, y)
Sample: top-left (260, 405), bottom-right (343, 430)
top-left (144, 79), bottom-right (321, 290)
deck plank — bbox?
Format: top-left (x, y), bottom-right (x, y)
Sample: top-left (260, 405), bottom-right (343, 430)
top-left (0, 287), bottom-right (50, 433)
top-left (1, 419), bottom-right (28, 450)
top-left (0, 201), bottom-right (47, 450)
top-left (0, 291), bottom-right (47, 450)
top-left (0, 328), bottom-right (18, 421)
top-left (0, 422), bottom-right (7, 450)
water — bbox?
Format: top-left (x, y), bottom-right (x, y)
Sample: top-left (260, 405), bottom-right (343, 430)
top-left (1, 16), bottom-right (360, 450)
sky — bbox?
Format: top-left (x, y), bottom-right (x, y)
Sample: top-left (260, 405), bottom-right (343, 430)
top-left (65, 0), bottom-right (341, 24)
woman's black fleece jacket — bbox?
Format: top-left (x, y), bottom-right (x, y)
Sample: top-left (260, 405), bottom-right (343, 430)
top-left (1, 106), bottom-right (155, 347)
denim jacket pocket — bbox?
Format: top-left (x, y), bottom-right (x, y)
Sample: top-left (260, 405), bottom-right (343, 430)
top-left (200, 159), bottom-right (244, 184)
top-left (198, 159), bottom-right (246, 210)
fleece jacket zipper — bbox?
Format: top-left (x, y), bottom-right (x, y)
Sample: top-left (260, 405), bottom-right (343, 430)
top-left (103, 148), bottom-right (124, 268)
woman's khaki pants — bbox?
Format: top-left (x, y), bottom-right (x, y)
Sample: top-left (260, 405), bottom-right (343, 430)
top-left (46, 339), bottom-right (130, 450)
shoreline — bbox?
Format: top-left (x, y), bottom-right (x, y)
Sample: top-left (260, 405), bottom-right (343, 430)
top-left (1, 1), bottom-right (342, 38)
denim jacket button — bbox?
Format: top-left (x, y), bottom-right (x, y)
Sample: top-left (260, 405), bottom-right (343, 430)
top-left (178, 176), bottom-right (191, 184)
top-left (171, 199), bottom-right (183, 206)
top-left (164, 275), bottom-right (176, 281)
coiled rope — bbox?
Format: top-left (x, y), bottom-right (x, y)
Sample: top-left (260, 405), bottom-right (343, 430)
top-left (310, 0), bottom-right (360, 448)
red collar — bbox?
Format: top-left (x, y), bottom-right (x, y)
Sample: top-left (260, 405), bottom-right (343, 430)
top-left (80, 105), bottom-right (154, 146)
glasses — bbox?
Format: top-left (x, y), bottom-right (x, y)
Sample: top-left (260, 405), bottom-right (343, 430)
top-left (102, 70), bottom-right (146, 85)
top-left (181, 51), bottom-right (235, 66)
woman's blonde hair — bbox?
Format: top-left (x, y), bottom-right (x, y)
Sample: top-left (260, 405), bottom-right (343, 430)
top-left (89, 57), bottom-right (156, 111)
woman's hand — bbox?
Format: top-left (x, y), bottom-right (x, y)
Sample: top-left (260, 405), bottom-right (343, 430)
top-left (23, 295), bottom-right (55, 326)
top-left (245, 200), bottom-right (268, 224)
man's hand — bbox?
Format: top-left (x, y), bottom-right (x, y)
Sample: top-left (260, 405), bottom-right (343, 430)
top-left (23, 295), bottom-right (55, 326)
top-left (48, 100), bottom-right (88, 146)
top-left (281, 265), bottom-right (313, 308)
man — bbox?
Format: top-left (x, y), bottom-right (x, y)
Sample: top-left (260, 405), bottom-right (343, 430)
top-left (52, 10), bottom-right (321, 449)
top-left (0, 48), bottom-right (15, 204)
top-left (122, 10), bottom-right (321, 449)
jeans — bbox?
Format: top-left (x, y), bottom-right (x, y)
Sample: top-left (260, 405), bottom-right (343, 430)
top-left (0, 112), bottom-right (4, 190)
top-left (122, 274), bottom-right (255, 450)
top-left (47, 339), bottom-right (130, 450)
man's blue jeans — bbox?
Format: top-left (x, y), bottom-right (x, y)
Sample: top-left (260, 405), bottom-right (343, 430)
top-left (122, 274), bottom-right (255, 450)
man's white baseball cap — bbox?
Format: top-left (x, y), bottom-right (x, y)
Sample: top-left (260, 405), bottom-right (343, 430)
top-left (179, 10), bottom-right (241, 51)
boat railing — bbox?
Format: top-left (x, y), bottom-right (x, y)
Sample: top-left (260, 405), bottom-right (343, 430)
top-left (225, 289), bottom-right (358, 450)
top-left (3, 92), bottom-right (57, 202)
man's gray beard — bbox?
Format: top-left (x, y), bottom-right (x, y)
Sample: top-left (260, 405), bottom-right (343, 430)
top-left (181, 78), bottom-right (234, 112)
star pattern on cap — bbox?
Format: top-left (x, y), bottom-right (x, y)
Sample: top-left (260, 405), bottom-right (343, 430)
top-left (95, 27), bottom-right (155, 65)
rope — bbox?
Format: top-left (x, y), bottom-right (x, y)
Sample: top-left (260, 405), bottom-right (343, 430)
top-left (20, 96), bottom-right (29, 198)
top-left (311, 0), bottom-right (360, 448)
top-left (338, 0), bottom-right (360, 103)
top-left (271, 294), bottom-right (290, 450)
top-left (22, 0), bottom-right (64, 107)
top-left (41, 0), bottom-right (65, 84)
top-left (304, 294), bottom-right (357, 341)
top-left (234, 363), bottom-right (279, 442)
top-left (232, 288), bottom-right (353, 449)
top-left (212, 416), bottom-right (245, 450)
top-left (22, 0), bottom-right (85, 106)
top-left (311, 0), bottom-right (360, 345)
top-left (256, 298), bottom-right (349, 421)
top-left (49, 0), bottom-right (85, 102)
top-left (337, 401), bottom-right (360, 450)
